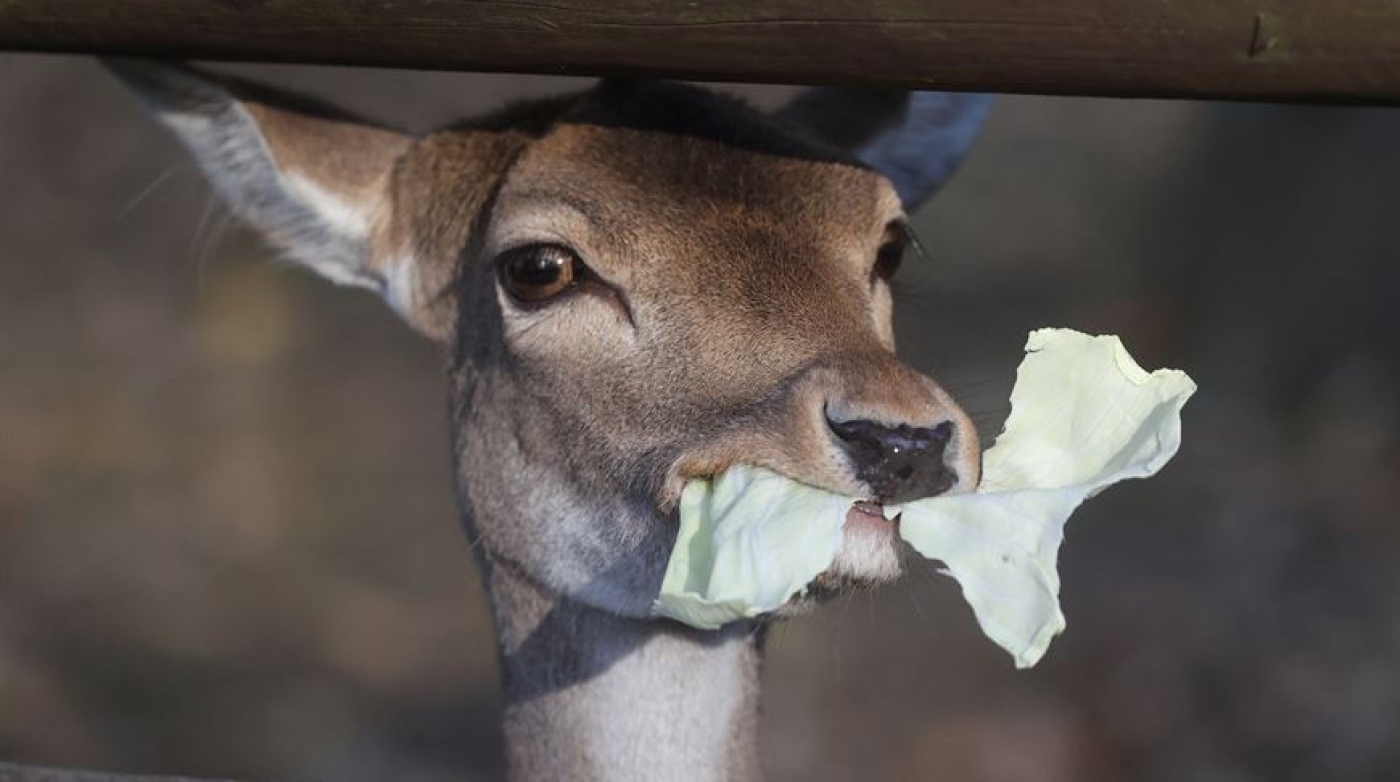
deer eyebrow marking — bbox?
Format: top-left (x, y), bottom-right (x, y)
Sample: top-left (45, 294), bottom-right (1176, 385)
top-left (487, 191), bottom-right (607, 260)
top-left (502, 190), bottom-right (607, 227)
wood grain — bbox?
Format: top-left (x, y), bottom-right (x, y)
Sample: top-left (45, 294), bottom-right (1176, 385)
top-left (0, 1), bottom-right (1397, 103)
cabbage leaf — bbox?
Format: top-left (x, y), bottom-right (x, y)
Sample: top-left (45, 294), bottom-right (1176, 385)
top-left (653, 329), bottom-right (1196, 668)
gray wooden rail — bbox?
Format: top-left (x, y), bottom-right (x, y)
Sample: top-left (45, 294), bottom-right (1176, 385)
top-left (1, 1), bottom-right (1399, 103)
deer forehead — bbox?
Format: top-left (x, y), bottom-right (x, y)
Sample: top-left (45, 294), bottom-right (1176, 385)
top-left (485, 124), bottom-right (902, 337)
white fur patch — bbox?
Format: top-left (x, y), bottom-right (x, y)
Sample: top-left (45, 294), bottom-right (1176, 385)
top-left (284, 172), bottom-right (370, 240)
top-left (828, 521), bottom-right (904, 583)
top-left (380, 254), bottom-right (418, 319)
top-left (279, 172), bottom-right (389, 294)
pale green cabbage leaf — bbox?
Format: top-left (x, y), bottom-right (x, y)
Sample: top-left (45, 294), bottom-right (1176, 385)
top-left (653, 328), bottom-right (1197, 668)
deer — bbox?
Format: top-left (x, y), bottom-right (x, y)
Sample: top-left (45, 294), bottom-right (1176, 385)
top-left (11, 60), bottom-right (992, 782)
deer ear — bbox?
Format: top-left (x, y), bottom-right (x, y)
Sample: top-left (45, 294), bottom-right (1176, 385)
top-left (105, 58), bottom-right (414, 305)
top-left (779, 89), bottom-right (992, 210)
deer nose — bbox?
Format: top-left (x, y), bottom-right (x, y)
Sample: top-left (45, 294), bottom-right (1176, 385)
top-left (827, 417), bottom-right (958, 503)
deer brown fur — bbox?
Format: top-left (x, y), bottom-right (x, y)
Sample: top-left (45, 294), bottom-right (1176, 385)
top-left (96, 60), bottom-right (991, 782)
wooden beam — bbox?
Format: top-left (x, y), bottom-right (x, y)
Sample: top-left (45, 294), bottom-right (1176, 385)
top-left (1, 1), bottom-right (1398, 102)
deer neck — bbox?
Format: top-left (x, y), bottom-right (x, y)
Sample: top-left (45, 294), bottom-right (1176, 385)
top-left (480, 553), bottom-right (764, 782)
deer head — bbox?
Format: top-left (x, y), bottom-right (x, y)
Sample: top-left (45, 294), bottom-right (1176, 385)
top-left (107, 60), bottom-right (990, 781)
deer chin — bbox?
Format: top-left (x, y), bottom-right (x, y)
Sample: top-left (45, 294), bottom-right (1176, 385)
top-left (767, 503), bottom-right (905, 619)
top-left (828, 503), bottom-right (905, 582)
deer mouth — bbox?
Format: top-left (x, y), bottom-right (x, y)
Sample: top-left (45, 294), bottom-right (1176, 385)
top-left (780, 500), bottom-right (906, 612)
top-left (847, 499), bottom-right (895, 531)
top-left (656, 465), bottom-right (909, 622)
top-left (827, 502), bottom-right (905, 579)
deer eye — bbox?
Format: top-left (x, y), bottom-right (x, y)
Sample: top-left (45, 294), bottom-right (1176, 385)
top-left (873, 224), bottom-right (907, 283)
top-left (498, 244), bottom-right (581, 304)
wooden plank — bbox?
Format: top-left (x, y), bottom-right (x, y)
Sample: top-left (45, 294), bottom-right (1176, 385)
top-left (0, 1), bottom-right (1398, 103)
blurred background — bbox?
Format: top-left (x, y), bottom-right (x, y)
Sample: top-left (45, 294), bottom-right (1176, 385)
top-left (2, 54), bottom-right (1398, 781)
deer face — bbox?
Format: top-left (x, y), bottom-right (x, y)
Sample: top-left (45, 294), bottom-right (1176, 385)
top-left (111, 64), bottom-right (988, 621)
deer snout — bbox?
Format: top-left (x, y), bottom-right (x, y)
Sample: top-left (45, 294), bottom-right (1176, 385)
top-left (827, 416), bottom-right (959, 503)
top-left (815, 354), bottom-right (980, 504)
